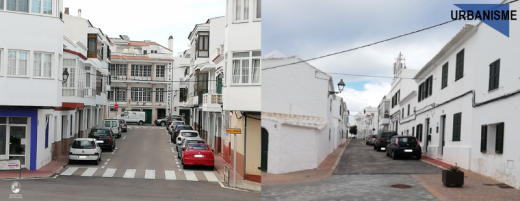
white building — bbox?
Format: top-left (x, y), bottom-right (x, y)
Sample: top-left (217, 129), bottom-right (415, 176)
top-left (0, 0), bottom-right (66, 170)
top-left (354, 106), bottom-right (378, 139)
top-left (262, 54), bottom-right (346, 174)
top-left (379, 0), bottom-right (520, 188)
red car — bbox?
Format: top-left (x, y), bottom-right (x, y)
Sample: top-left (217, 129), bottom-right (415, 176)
top-left (182, 143), bottom-right (214, 169)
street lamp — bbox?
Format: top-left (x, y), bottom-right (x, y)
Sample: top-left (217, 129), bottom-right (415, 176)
top-left (62, 69), bottom-right (69, 83)
top-left (329, 79), bottom-right (346, 95)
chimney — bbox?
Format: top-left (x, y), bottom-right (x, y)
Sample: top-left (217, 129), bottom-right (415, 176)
top-left (65, 7), bottom-right (69, 15)
top-left (168, 36), bottom-right (174, 52)
top-left (78, 9), bottom-right (82, 18)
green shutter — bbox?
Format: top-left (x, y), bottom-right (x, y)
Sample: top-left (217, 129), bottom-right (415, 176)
top-left (495, 122), bottom-right (504, 154)
top-left (481, 125), bottom-right (487, 153)
top-left (216, 74), bottom-right (222, 94)
top-left (429, 76), bottom-right (433, 96)
top-left (456, 49), bottom-right (464, 80)
top-left (442, 63), bottom-right (448, 89)
top-left (452, 113), bottom-right (461, 141)
top-left (489, 62), bottom-right (495, 91)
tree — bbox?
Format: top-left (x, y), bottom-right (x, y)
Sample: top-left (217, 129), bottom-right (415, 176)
top-left (349, 125), bottom-right (357, 135)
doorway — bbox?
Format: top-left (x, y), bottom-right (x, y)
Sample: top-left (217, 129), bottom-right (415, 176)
top-left (179, 109), bottom-right (190, 125)
top-left (441, 115), bottom-right (446, 155)
top-left (0, 117), bottom-right (28, 168)
top-left (261, 128), bottom-right (268, 172)
top-left (143, 109), bottom-right (152, 124)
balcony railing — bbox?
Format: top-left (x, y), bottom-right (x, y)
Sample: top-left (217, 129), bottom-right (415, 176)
top-left (63, 89), bottom-right (75, 97)
top-left (203, 92), bottom-right (222, 106)
top-left (77, 89), bottom-right (85, 98)
top-left (110, 75), bottom-right (168, 82)
top-left (84, 88), bottom-right (94, 97)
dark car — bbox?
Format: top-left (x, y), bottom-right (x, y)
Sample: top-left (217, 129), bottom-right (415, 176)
top-left (170, 125), bottom-right (194, 143)
top-left (373, 132), bottom-right (397, 152)
top-left (386, 136), bottom-right (422, 160)
top-left (87, 127), bottom-right (116, 151)
top-left (154, 115), bottom-right (183, 126)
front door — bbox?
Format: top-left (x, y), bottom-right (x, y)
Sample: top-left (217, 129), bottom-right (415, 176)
top-left (425, 119), bottom-right (429, 153)
top-left (441, 115), bottom-right (446, 155)
top-left (261, 128), bottom-right (268, 172)
top-left (179, 110), bottom-right (190, 125)
top-left (143, 109), bottom-right (152, 124)
top-left (9, 125), bottom-right (27, 168)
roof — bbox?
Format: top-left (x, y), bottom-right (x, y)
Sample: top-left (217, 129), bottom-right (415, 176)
top-left (262, 112), bottom-right (329, 130)
top-left (111, 55), bottom-right (173, 61)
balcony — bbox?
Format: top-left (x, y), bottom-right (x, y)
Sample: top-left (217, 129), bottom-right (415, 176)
top-left (110, 75), bottom-right (168, 83)
top-left (202, 91), bottom-right (222, 112)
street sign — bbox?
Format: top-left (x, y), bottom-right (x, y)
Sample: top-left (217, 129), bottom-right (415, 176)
top-left (226, 128), bottom-right (241, 134)
top-left (114, 104), bottom-right (119, 110)
top-left (0, 160), bottom-right (20, 170)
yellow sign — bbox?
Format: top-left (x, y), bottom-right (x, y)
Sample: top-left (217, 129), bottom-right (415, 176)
top-left (227, 128), bottom-right (242, 134)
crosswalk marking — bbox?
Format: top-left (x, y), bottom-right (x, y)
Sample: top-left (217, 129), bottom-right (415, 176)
top-left (81, 168), bottom-right (98, 176)
top-left (203, 172), bottom-right (219, 182)
top-left (184, 171), bottom-right (198, 181)
top-left (165, 170), bottom-right (176, 180)
top-left (123, 169), bottom-right (136, 178)
top-left (61, 167), bottom-right (78, 176)
top-left (102, 168), bottom-right (117, 177)
top-left (145, 170), bottom-right (155, 179)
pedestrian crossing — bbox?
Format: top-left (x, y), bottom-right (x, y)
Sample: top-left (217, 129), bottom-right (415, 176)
top-left (60, 167), bottom-right (221, 182)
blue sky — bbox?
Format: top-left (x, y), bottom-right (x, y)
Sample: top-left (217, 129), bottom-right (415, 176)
top-left (263, 0), bottom-right (500, 122)
top-left (63, 0), bottom-right (225, 55)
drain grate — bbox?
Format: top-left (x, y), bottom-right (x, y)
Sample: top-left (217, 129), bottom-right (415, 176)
top-left (391, 184), bottom-right (412, 189)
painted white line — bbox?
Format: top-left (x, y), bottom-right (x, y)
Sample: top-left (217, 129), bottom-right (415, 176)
top-left (107, 159), bottom-right (110, 162)
top-left (104, 162), bottom-right (108, 165)
top-left (123, 169), bottom-right (136, 178)
top-left (101, 166), bottom-right (105, 168)
top-left (176, 162), bottom-right (179, 164)
top-left (102, 168), bottom-right (117, 177)
top-left (164, 170), bottom-right (177, 180)
top-left (184, 171), bottom-right (198, 181)
top-left (145, 170), bottom-right (155, 179)
top-left (204, 172), bottom-right (219, 182)
top-left (61, 167), bottom-right (79, 176)
top-left (177, 165), bottom-right (180, 168)
top-left (123, 136), bottom-right (126, 140)
top-left (178, 169), bottom-right (182, 171)
top-left (81, 168), bottom-right (98, 177)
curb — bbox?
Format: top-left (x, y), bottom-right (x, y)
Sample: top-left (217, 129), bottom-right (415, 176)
top-left (332, 140), bottom-right (351, 174)
top-left (420, 159), bottom-right (448, 171)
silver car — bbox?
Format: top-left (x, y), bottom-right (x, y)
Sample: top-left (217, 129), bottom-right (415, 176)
top-left (69, 138), bottom-right (103, 165)
top-left (175, 130), bottom-right (200, 151)
top-left (177, 137), bottom-right (205, 159)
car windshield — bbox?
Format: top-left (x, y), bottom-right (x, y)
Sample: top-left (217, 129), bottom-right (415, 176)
top-left (72, 140), bottom-right (95, 149)
top-left (178, 126), bottom-right (193, 130)
top-left (173, 122), bottom-right (184, 125)
top-left (188, 144), bottom-right (209, 150)
top-left (119, 120), bottom-right (125, 123)
top-left (381, 133), bottom-right (396, 138)
top-left (182, 132), bottom-right (198, 137)
top-left (90, 129), bottom-right (110, 136)
top-left (187, 140), bottom-right (204, 144)
top-left (398, 137), bottom-right (418, 146)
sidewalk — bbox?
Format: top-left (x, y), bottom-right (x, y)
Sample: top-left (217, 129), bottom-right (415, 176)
top-left (213, 152), bottom-right (261, 193)
top-left (414, 155), bottom-right (520, 201)
top-left (0, 154), bottom-right (68, 179)
top-left (262, 139), bottom-right (350, 186)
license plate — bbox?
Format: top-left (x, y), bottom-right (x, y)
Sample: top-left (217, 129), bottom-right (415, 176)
top-left (381, 148), bottom-right (386, 150)
top-left (78, 156), bottom-right (87, 159)
top-left (404, 149), bottom-right (413, 152)
top-left (194, 155), bottom-right (204, 158)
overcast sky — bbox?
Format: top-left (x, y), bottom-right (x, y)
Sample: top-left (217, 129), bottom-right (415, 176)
top-left (263, 0), bottom-right (500, 122)
top-left (63, 0), bottom-right (225, 55)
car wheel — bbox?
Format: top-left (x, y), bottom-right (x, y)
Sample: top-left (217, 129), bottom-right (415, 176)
top-left (99, 154), bottom-right (102, 161)
top-left (138, 121), bottom-right (144, 125)
top-left (373, 145), bottom-right (376, 150)
top-left (183, 164), bottom-right (187, 169)
top-left (108, 146), bottom-right (113, 152)
top-left (161, 122), bottom-right (166, 126)
top-left (170, 136), bottom-right (174, 143)
top-left (93, 160), bottom-right (98, 165)
top-left (386, 150), bottom-right (389, 157)
top-left (68, 159), bottom-right (74, 164)
top-left (416, 154), bottom-right (422, 160)
top-left (391, 151), bottom-right (398, 160)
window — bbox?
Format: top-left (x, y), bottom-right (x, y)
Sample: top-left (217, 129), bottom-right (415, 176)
top-left (7, 0), bottom-right (28, 12)
top-left (0, 0), bottom-right (3, 9)
top-left (45, 116), bottom-right (49, 148)
top-left (197, 32), bottom-right (209, 58)
top-left (179, 88), bottom-right (187, 102)
top-left (255, 0), bottom-right (261, 19)
top-left (131, 65), bottom-right (152, 77)
top-left (496, 122), bottom-right (504, 154)
top-left (412, 126), bottom-right (415, 137)
top-left (33, 53), bottom-right (52, 77)
top-left (407, 104), bottom-right (410, 116)
top-left (480, 125), bottom-right (487, 153)
top-left (156, 65), bottom-right (165, 77)
top-left (62, 59), bottom-right (76, 96)
top-left (235, 0), bottom-right (249, 21)
top-left (455, 49), bottom-right (464, 81)
top-left (441, 62), bottom-right (448, 89)
top-left (156, 88), bottom-right (164, 102)
top-left (31, 0), bottom-right (39, 13)
top-left (87, 34), bottom-right (98, 58)
top-left (452, 112), bottom-right (461, 141)
top-left (231, 51), bottom-right (260, 84)
top-left (216, 73), bottom-right (223, 94)
top-left (489, 59), bottom-right (500, 91)
top-left (7, 50), bottom-right (28, 76)
top-left (481, 123), bottom-right (505, 154)
top-left (418, 76), bottom-right (433, 102)
top-left (131, 87), bottom-right (152, 102)
top-left (241, 60), bottom-right (249, 83)
top-left (114, 87), bottom-right (126, 102)
top-left (252, 59), bottom-right (260, 83)
top-left (86, 72), bottom-right (90, 88)
top-left (402, 108), bottom-right (404, 118)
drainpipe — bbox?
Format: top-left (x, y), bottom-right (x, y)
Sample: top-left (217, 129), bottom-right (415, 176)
top-left (243, 112), bottom-right (247, 180)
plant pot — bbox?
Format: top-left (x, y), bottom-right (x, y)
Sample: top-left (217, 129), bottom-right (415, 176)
top-left (442, 170), bottom-right (464, 187)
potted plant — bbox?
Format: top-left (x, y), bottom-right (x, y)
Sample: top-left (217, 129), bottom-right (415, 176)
top-left (442, 163), bottom-right (464, 187)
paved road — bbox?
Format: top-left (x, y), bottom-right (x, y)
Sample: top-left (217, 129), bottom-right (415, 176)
top-left (262, 139), bottom-right (442, 201)
top-left (335, 139), bottom-right (442, 175)
top-left (0, 176), bottom-right (259, 201)
top-left (59, 126), bottom-right (220, 182)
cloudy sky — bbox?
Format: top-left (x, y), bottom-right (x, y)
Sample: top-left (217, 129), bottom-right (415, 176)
top-left (63, 0), bottom-right (225, 55)
top-left (263, 0), bottom-right (500, 121)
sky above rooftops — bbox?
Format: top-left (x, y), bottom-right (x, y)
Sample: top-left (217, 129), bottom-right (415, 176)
top-left (64, 0), bottom-right (225, 56)
top-left (262, 0), bottom-right (500, 123)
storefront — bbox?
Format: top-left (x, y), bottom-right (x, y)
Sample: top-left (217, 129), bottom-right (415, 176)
top-left (0, 109), bottom-right (38, 170)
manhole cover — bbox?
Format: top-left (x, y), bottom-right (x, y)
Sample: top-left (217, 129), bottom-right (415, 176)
top-left (391, 184), bottom-right (412, 189)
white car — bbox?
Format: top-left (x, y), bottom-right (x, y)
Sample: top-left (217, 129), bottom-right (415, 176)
top-left (117, 111), bottom-right (146, 125)
top-left (176, 130), bottom-right (200, 151)
top-left (69, 138), bottom-right (103, 165)
top-left (177, 137), bottom-right (205, 159)
top-left (167, 121), bottom-right (185, 134)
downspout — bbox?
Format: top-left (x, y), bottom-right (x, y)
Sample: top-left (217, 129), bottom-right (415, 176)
top-left (243, 112), bottom-right (247, 180)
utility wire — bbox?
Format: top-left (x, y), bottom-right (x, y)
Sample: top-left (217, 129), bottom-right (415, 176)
top-left (326, 73), bottom-right (418, 80)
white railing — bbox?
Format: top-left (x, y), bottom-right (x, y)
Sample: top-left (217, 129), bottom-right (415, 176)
top-left (62, 89), bottom-right (75, 96)
top-left (203, 93), bottom-right (222, 105)
top-left (193, 96), bottom-right (199, 105)
top-left (77, 89), bottom-right (85, 98)
top-left (84, 88), bottom-right (93, 97)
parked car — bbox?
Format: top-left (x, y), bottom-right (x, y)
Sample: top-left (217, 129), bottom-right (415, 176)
top-left (117, 111), bottom-right (146, 125)
top-left (170, 125), bottom-right (194, 143)
top-left (119, 119), bottom-right (127, 132)
top-left (367, 135), bottom-right (377, 145)
top-left (87, 127), bottom-right (116, 151)
top-left (69, 138), bottom-right (103, 165)
top-left (373, 132), bottom-right (397, 152)
top-left (154, 115), bottom-right (183, 126)
top-left (177, 137), bottom-right (205, 159)
top-left (365, 136), bottom-right (371, 145)
top-left (167, 121), bottom-right (185, 134)
top-left (182, 143), bottom-right (214, 169)
top-left (175, 130), bottom-right (200, 151)
top-left (103, 119), bottom-right (121, 138)
top-left (386, 136), bottom-right (422, 160)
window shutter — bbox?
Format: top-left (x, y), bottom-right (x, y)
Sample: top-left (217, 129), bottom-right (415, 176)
top-left (495, 122), bottom-right (504, 154)
top-left (452, 113), bottom-right (461, 141)
top-left (494, 60), bottom-right (500, 90)
top-left (429, 76), bottom-right (433, 96)
top-left (480, 125), bottom-right (487, 153)
top-left (489, 63), bottom-right (494, 91)
top-left (418, 85), bottom-right (421, 101)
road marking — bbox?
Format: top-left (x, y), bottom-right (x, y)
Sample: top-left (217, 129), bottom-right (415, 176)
top-left (104, 162), bottom-right (108, 165)
top-left (204, 172), bottom-right (219, 182)
top-left (61, 167), bottom-right (78, 176)
top-left (177, 165), bottom-right (180, 168)
top-left (101, 166), bottom-right (105, 168)
top-left (107, 159), bottom-right (110, 162)
top-left (176, 162), bottom-right (179, 164)
top-left (102, 168), bottom-right (117, 177)
top-left (123, 169), bottom-right (136, 178)
top-left (81, 168), bottom-right (98, 176)
top-left (184, 171), bottom-right (198, 181)
top-left (164, 170), bottom-right (176, 180)
top-left (123, 136), bottom-right (126, 140)
top-left (145, 170), bottom-right (155, 179)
